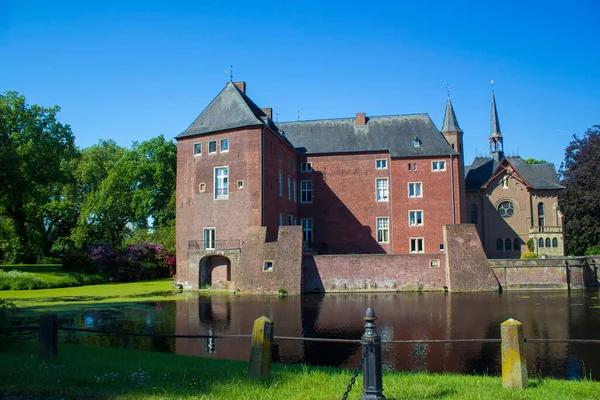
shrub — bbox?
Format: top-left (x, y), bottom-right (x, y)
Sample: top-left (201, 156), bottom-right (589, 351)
top-left (527, 238), bottom-right (535, 252)
top-left (278, 287), bottom-right (288, 296)
top-left (61, 250), bottom-right (94, 272)
top-left (521, 251), bottom-right (538, 259)
top-left (584, 245), bottom-right (600, 256)
top-left (0, 270), bottom-right (46, 290)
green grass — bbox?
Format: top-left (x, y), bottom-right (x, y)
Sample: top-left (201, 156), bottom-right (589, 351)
top-left (0, 278), bottom-right (191, 309)
top-left (0, 342), bottom-right (598, 400)
top-left (0, 264), bottom-right (107, 290)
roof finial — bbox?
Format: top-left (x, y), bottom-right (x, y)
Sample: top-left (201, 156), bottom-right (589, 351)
top-left (446, 83), bottom-right (451, 98)
top-left (297, 110), bottom-right (300, 121)
top-left (491, 79), bottom-right (494, 92)
top-left (276, 112), bottom-right (279, 123)
top-left (225, 65), bottom-right (233, 82)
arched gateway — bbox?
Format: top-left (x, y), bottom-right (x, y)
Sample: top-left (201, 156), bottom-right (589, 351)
top-left (187, 248), bottom-right (241, 291)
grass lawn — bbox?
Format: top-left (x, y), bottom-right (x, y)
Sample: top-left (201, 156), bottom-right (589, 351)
top-left (0, 264), bottom-right (107, 290)
top-left (0, 342), bottom-right (598, 400)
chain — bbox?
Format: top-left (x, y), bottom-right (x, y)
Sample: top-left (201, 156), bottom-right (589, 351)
top-left (341, 341), bottom-right (373, 400)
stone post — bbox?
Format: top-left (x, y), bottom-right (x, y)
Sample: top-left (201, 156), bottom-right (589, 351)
top-left (361, 307), bottom-right (385, 400)
top-left (501, 318), bottom-right (528, 389)
top-left (248, 316), bottom-right (273, 378)
top-left (39, 313), bottom-right (58, 359)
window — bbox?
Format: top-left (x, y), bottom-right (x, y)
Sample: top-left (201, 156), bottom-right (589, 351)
top-left (293, 161), bottom-right (297, 171)
top-left (552, 238), bottom-right (558, 248)
top-left (414, 163), bottom-right (417, 171)
top-left (408, 163), bottom-right (411, 171)
top-left (376, 178), bottom-right (389, 202)
top-left (408, 163), bottom-right (417, 171)
top-left (204, 228), bottom-right (215, 250)
top-left (376, 159), bottom-right (388, 169)
top-left (301, 218), bottom-right (313, 249)
top-left (439, 243), bottom-right (445, 252)
top-left (408, 182), bottom-right (422, 198)
top-left (497, 238), bottom-right (504, 251)
top-left (545, 238), bottom-right (551, 248)
top-left (432, 160), bottom-right (446, 171)
top-left (301, 162), bottom-right (312, 172)
top-left (279, 171), bottom-right (283, 197)
top-left (498, 201), bottom-right (515, 218)
top-left (199, 183), bottom-right (206, 192)
top-left (279, 213), bottom-right (284, 226)
top-left (220, 139), bottom-right (229, 152)
top-left (538, 238), bottom-right (544, 248)
top-left (430, 259), bottom-right (440, 269)
top-left (410, 238), bottom-right (424, 253)
top-left (413, 137), bottom-right (421, 147)
top-left (409, 210), bottom-right (423, 226)
top-left (301, 180), bottom-right (312, 203)
top-left (502, 175), bottom-right (508, 189)
top-left (214, 167), bottom-right (228, 199)
top-left (538, 203), bottom-right (545, 227)
top-left (293, 180), bottom-right (297, 203)
top-left (237, 180), bottom-right (244, 189)
top-left (287, 213), bottom-right (293, 225)
top-left (194, 143), bottom-right (202, 155)
top-left (376, 217), bottom-right (389, 243)
top-left (505, 238), bottom-right (512, 251)
top-left (287, 157), bottom-right (292, 168)
top-left (208, 141), bottom-right (217, 154)
top-left (278, 149), bottom-right (283, 162)
top-left (287, 176), bottom-right (291, 200)
top-left (470, 204), bottom-right (478, 224)
top-left (513, 238), bottom-right (520, 251)
top-left (263, 261), bottom-right (273, 271)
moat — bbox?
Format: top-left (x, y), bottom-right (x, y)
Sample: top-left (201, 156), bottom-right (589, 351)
top-left (15, 290), bottom-right (600, 380)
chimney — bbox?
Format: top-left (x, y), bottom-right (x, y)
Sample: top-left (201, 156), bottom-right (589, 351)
top-left (356, 112), bottom-right (367, 126)
top-left (261, 108), bottom-right (273, 120)
top-left (232, 81), bottom-right (246, 94)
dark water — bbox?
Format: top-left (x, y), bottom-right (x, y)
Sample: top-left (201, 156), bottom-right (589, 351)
top-left (12, 290), bottom-right (600, 380)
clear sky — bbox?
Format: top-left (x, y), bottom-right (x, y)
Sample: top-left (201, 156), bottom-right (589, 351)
top-left (1, 0), bottom-right (598, 168)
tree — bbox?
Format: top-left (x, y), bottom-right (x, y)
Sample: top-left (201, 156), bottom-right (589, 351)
top-left (559, 125), bottom-right (600, 255)
top-left (524, 157), bottom-right (548, 164)
top-left (0, 92), bottom-right (78, 262)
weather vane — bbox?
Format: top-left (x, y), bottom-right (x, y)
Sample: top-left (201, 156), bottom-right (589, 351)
top-left (491, 79), bottom-right (494, 92)
top-left (446, 83), bottom-right (451, 97)
top-left (225, 65), bottom-right (233, 82)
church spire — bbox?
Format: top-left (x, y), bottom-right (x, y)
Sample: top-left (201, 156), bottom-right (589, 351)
top-left (441, 96), bottom-right (463, 134)
top-left (489, 90), bottom-right (504, 161)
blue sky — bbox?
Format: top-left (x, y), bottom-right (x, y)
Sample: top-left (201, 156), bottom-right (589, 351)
top-left (1, 0), bottom-right (598, 168)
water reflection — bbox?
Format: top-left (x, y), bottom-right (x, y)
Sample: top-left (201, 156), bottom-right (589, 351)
top-left (13, 290), bottom-right (600, 380)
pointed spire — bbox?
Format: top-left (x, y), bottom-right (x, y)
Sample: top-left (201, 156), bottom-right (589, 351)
top-left (490, 91), bottom-right (502, 139)
top-left (441, 96), bottom-right (463, 133)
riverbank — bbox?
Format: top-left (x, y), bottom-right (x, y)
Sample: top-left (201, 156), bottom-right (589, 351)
top-left (0, 342), bottom-right (598, 400)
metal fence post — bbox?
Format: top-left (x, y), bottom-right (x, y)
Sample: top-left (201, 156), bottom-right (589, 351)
top-left (501, 318), bottom-right (528, 389)
top-left (361, 307), bottom-right (385, 400)
top-left (248, 316), bottom-right (273, 378)
top-left (39, 313), bottom-right (58, 359)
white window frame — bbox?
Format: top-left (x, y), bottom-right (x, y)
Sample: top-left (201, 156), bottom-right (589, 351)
top-left (193, 143), bottom-right (202, 156)
top-left (220, 138), bottom-right (229, 152)
top-left (214, 166), bottom-right (229, 200)
top-left (376, 159), bottom-right (388, 170)
top-left (430, 259), bottom-right (440, 269)
top-left (301, 218), bottom-right (313, 249)
top-left (301, 180), bottom-right (312, 204)
top-left (208, 140), bottom-right (217, 154)
top-left (279, 170), bottom-right (283, 197)
top-left (199, 183), bottom-right (206, 192)
top-left (410, 238), bottom-right (424, 253)
top-left (376, 217), bottom-right (389, 243)
top-left (409, 210), bottom-right (423, 226)
top-left (376, 178), bottom-right (389, 202)
top-left (237, 180), bottom-right (244, 189)
top-left (408, 182), bottom-right (423, 198)
top-left (300, 162), bottom-right (312, 172)
top-left (263, 261), bottom-right (274, 272)
top-left (204, 228), bottom-right (215, 250)
top-left (432, 160), bottom-right (447, 172)
top-left (287, 176), bottom-right (292, 200)
top-left (293, 180), bottom-right (297, 203)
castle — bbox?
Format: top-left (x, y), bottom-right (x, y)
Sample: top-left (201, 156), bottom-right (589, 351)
top-left (174, 81), bottom-right (563, 293)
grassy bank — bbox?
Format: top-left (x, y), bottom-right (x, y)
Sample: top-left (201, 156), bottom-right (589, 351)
top-left (0, 342), bottom-right (598, 400)
top-left (0, 278), bottom-right (190, 309)
top-left (0, 264), bottom-right (107, 290)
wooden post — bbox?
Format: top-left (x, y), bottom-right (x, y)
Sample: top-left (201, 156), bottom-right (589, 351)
top-left (501, 318), bottom-right (528, 389)
top-left (39, 313), bottom-right (58, 359)
top-left (248, 316), bottom-right (273, 378)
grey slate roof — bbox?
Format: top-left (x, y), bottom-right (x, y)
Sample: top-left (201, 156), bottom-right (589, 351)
top-left (465, 155), bottom-right (564, 191)
top-left (177, 82), bottom-right (271, 139)
top-left (490, 92), bottom-right (502, 139)
top-left (279, 114), bottom-right (457, 158)
top-left (441, 97), bottom-right (463, 133)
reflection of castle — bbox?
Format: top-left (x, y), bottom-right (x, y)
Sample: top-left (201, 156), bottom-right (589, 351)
top-left (465, 92), bottom-right (565, 259)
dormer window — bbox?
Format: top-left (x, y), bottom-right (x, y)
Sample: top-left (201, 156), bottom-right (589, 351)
top-left (413, 137), bottom-right (421, 147)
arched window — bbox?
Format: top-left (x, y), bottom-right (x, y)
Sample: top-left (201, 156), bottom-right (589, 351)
top-left (498, 201), bottom-right (515, 218)
top-left (505, 238), bottom-right (512, 251)
top-left (546, 238), bottom-right (551, 248)
top-left (496, 238), bottom-right (504, 251)
top-left (552, 238), bottom-right (558, 248)
top-left (539, 238), bottom-right (544, 248)
top-left (538, 203), bottom-right (545, 227)
top-left (470, 204), bottom-right (478, 224)
top-left (514, 238), bottom-right (520, 251)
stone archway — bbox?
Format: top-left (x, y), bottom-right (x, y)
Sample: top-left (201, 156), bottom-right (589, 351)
top-left (200, 255), bottom-right (232, 289)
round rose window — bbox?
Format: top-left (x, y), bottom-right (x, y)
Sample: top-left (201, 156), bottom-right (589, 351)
top-left (498, 201), bottom-right (515, 218)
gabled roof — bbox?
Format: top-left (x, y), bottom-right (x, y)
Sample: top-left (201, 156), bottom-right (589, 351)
top-left (441, 97), bottom-right (463, 133)
top-left (489, 92), bottom-right (502, 139)
top-left (279, 114), bottom-right (457, 158)
top-left (465, 155), bottom-right (564, 191)
top-left (177, 82), bottom-right (270, 139)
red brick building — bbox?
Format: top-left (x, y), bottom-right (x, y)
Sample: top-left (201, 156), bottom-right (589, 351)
top-left (175, 82), bottom-right (477, 293)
